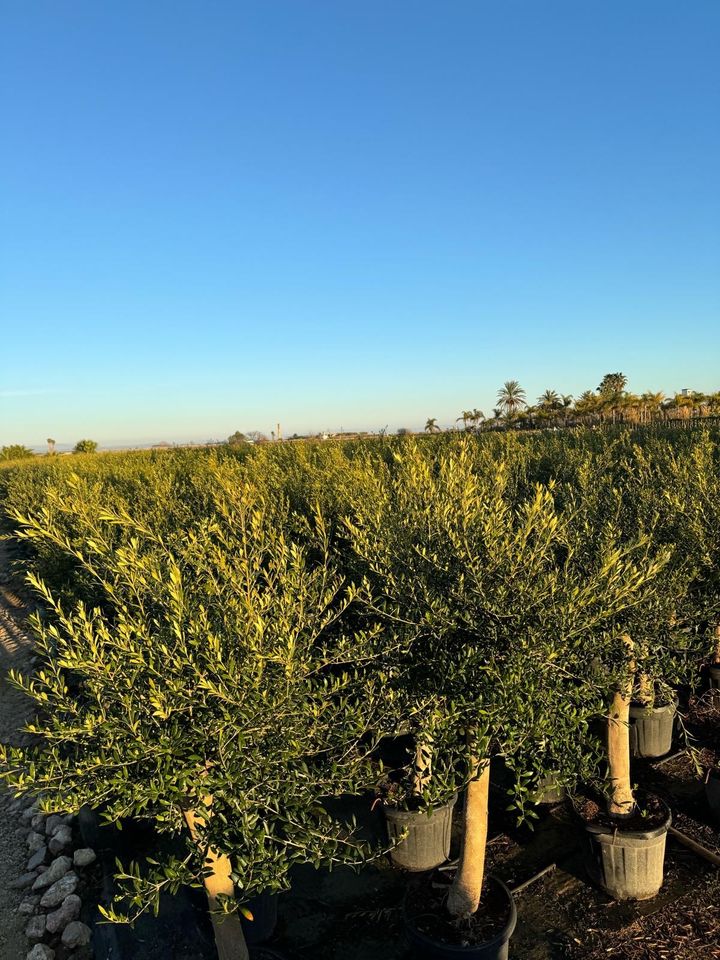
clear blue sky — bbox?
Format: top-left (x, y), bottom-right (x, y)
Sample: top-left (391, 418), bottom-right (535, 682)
top-left (1, 1), bottom-right (718, 447)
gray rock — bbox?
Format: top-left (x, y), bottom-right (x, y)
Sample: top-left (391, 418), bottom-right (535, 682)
top-left (49, 824), bottom-right (72, 855)
top-left (17, 895), bottom-right (40, 915)
top-left (73, 848), bottom-right (96, 868)
top-left (27, 846), bottom-right (47, 871)
top-left (45, 893), bottom-right (81, 934)
top-left (21, 803), bottom-right (39, 824)
top-left (26, 946), bottom-right (55, 960)
top-left (44, 814), bottom-right (63, 836)
top-left (36, 864), bottom-right (48, 873)
top-left (61, 921), bottom-right (92, 949)
top-left (25, 914), bottom-right (46, 940)
top-left (15, 825), bottom-right (29, 837)
top-left (39, 872), bottom-right (78, 908)
top-left (32, 856), bottom-right (72, 890)
top-left (9, 871), bottom-right (38, 890)
top-left (31, 813), bottom-right (46, 832)
top-left (27, 831), bottom-right (45, 853)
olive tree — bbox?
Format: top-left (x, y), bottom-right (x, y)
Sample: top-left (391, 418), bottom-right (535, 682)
top-left (346, 440), bottom-right (666, 918)
top-left (1, 479), bottom-right (396, 957)
top-left (73, 439), bottom-right (98, 454)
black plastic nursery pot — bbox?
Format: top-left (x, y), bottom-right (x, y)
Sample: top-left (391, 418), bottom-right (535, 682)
top-left (582, 797), bottom-right (672, 901)
top-left (404, 876), bottom-right (517, 960)
top-left (706, 768), bottom-right (720, 820)
top-left (629, 700), bottom-right (676, 758)
top-left (239, 890), bottom-right (279, 945)
top-left (385, 795), bottom-right (457, 872)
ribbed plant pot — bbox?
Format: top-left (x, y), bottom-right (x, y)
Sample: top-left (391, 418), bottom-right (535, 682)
top-left (240, 890), bottom-right (278, 945)
top-left (404, 876), bottom-right (517, 960)
top-left (706, 769), bottom-right (720, 820)
top-left (583, 799), bottom-right (671, 900)
top-left (385, 795), bottom-right (457, 871)
top-left (629, 700), bottom-right (676, 758)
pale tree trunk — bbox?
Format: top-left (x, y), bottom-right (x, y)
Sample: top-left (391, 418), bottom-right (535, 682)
top-left (636, 641), bottom-right (653, 706)
top-left (447, 757), bottom-right (490, 918)
top-left (608, 634), bottom-right (636, 818)
top-left (636, 673), bottom-right (653, 706)
top-left (412, 738), bottom-right (433, 796)
top-left (184, 799), bottom-right (250, 960)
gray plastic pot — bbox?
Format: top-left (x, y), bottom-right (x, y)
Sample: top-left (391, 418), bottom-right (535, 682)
top-left (404, 876), bottom-right (517, 960)
top-left (629, 700), bottom-right (676, 758)
top-left (531, 773), bottom-right (565, 805)
top-left (706, 769), bottom-right (720, 819)
top-left (385, 795), bottom-right (457, 871)
top-left (583, 799), bottom-right (671, 900)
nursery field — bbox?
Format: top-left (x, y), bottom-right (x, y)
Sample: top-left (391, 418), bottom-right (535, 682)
top-left (1, 426), bottom-right (720, 960)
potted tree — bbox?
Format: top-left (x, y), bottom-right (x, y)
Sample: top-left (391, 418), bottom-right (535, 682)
top-left (346, 440), bottom-right (664, 956)
top-left (1, 481), bottom-right (396, 960)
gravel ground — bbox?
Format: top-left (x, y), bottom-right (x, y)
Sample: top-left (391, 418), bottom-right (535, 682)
top-left (0, 540), bottom-right (36, 960)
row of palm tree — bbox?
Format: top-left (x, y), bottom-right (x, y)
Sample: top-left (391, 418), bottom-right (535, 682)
top-left (424, 375), bottom-right (720, 433)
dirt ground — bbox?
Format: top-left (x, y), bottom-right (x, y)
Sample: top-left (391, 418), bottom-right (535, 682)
top-left (0, 540), bottom-right (37, 960)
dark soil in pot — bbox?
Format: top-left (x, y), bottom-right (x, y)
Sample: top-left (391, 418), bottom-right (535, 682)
top-left (575, 794), bottom-right (668, 832)
top-left (404, 875), bottom-right (516, 959)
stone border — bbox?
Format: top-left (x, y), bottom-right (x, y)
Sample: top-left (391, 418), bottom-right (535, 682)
top-left (9, 793), bottom-right (96, 960)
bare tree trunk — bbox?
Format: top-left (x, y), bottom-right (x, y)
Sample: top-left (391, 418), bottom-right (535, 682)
top-left (184, 800), bottom-right (250, 960)
top-left (608, 634), bottom-right (636, 818)
top-left (412, 738), bottom-right (433, 796)
top-left (637, 673), bottom-right (653, 706)
top-left (636, 640), bottom-right (652, 706)
top-left (447, 757), bottom-right (490, 918)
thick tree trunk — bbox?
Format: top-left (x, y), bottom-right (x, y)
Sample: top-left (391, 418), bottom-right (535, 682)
top-left (412, 738), bottom-right (433, 796)
top-left (608, 634), bottom-right (636, 818)
top-left (637, 672), bottom-right (653, 706)
top-left (447, 757), bottom-right (490, 918)
top-left (184, 800), bottom-right (250, 960)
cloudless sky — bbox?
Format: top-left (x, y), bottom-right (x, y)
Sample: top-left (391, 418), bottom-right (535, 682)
top-left (1, 1), bottom-right (719, 447)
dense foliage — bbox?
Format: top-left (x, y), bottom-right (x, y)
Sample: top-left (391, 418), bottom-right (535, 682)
top-left (1, 426), bottom-right (719, 921)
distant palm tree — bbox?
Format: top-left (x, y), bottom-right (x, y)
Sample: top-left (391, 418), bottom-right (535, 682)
top-left (575, 391), bottom-right (599, 424)
top-left (425, 417), bottom-right (440, 433)
top-left (598, 372), bottom-right (628, 395)
top-left (497, 380), bottom-right (527, 417)
top-left (537, 389), bottom-right (560, 408)
top-left (46, 437), bottom-right (56, 455)
top-left (456, 410), bottom-right (473, 431)
top-left (641, 391), bottom-right (665, 423)
top-left (470, 408), bottom-right (485, 431)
